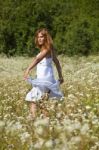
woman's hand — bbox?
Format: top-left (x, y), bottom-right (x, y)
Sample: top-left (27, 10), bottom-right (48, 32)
top-left (59, 77), bottom-right (64, 84)
top-left (24, 69), bottom-right (30, 80)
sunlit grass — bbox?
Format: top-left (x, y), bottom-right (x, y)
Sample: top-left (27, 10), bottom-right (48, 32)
top-left (0, 55), bottom-right (99, 150)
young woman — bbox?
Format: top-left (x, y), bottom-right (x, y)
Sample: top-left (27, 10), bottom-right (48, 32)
top-left (24, 28), bottom-right (64, 118)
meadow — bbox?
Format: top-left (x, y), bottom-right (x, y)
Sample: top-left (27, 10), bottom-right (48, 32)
top-left (0, 55), bottom-right (99, 150)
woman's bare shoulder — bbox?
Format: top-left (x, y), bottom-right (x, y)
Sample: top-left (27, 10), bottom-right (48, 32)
top-left (36, 48), bottom-right (55, 59)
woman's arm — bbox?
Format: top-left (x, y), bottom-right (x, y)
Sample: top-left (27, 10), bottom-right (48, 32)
top-left (52, 49), bottom-right (64, 84)
top-left (24, 49), bottom-right (50, 79)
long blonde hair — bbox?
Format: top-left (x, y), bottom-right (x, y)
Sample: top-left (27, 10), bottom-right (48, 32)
top-left (34, 28), bottom-right (54, 51)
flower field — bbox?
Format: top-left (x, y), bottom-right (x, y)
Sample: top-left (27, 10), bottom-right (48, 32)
top-left (0, 55), bottom-right (99, 150)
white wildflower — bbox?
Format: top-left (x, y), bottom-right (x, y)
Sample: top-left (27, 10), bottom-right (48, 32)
top-left (80, 124), bottom-right (89, 134)
top-left (68, 94), bottom-right (75, 99)
top-left (92, 118), bottom-right (99, 125)
top-left (36, 126), bottom-right (44, 135)
top-left (13, 122), bottom-right (23, 130)
top-left (74, 121), bottom-right (81, 130)
top-left (86, 105), bottom-right (91, 110)
top-left (70, 136), bottom-right (81, 144)
top-left (56, 112), bottom-right (62, 118)
top-left (45, 139), bottom-right (53, 148)
top-left (34, 139), bottom-right (44, 149)
top-left (20, 132), bottom-right (30, 143)
top-left (34, 118), bottom-right (49, 127)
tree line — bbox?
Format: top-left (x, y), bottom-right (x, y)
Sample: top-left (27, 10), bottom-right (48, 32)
top-left (0, 0), bottom-right (99, 57)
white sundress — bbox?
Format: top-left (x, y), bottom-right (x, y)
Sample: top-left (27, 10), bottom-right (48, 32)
top-left (25, 54), bottom-right (64, 102)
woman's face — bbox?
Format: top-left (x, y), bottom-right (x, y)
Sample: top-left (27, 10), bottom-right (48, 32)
top-left (37, 32), bottom-right (45, 46)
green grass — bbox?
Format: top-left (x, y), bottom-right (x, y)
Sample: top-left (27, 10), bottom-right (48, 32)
top-left (0, 55), bottom-right (99, 150)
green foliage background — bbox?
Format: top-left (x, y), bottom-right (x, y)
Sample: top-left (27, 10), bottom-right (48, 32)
top-left (0, 0), bottom-right (99, 56)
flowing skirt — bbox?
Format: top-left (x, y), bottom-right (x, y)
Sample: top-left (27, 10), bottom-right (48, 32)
top-left (25, 77), bottom-right (64, 102)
